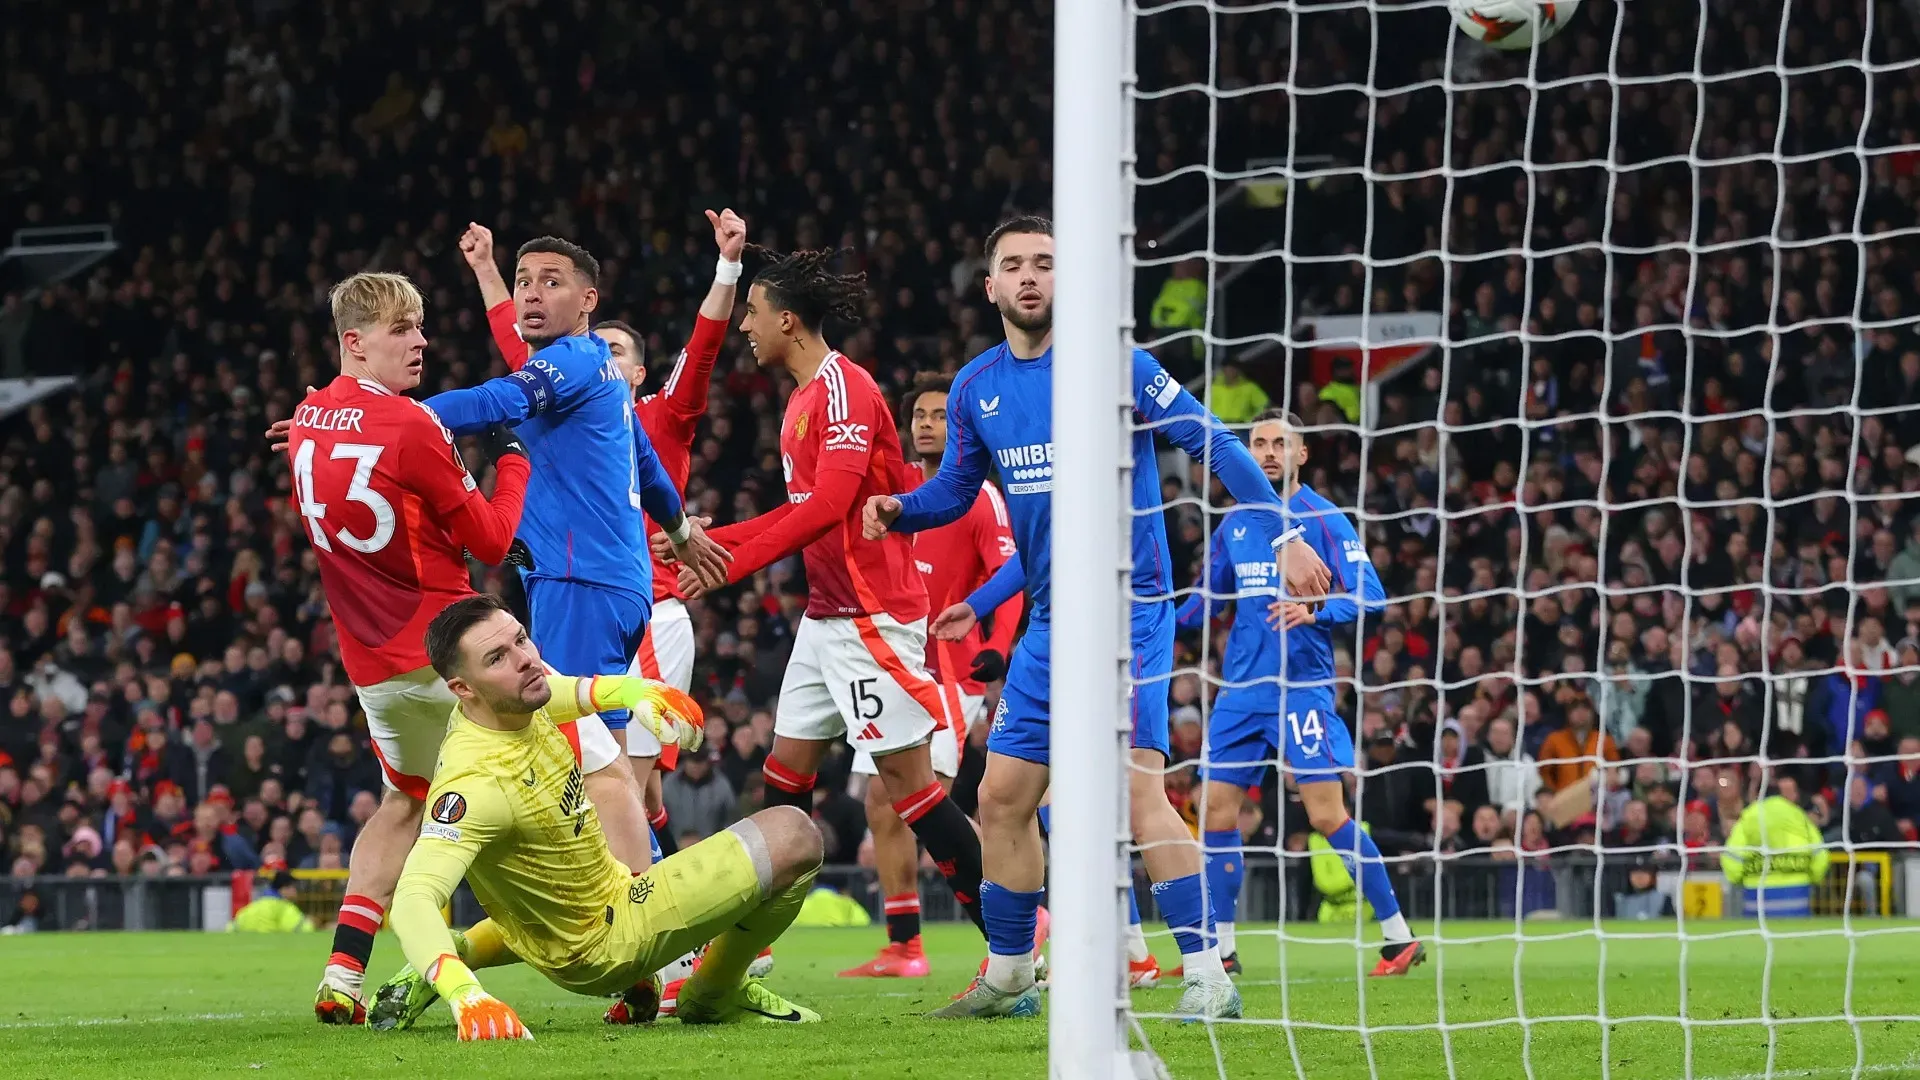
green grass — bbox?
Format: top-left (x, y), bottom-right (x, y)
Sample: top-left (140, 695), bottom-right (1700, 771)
top-left (2, 920), bottom-right (1918, 1078)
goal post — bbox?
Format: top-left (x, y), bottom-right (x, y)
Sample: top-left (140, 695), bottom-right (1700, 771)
top-left (1049, 0), bottom-right (1134, 1072)
top-left (1055, 0), bottom-right (1920, 1077)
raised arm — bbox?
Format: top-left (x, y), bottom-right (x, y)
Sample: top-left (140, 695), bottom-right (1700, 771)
top-left (458, 223), bottom-right (526, 371)
top-left (660, 209), bottom-right (747, 422)
top-left (1131, 352), bottom-right (1281, 522)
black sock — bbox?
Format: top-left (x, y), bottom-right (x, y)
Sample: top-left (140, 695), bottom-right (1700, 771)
top-left (884, 893), bottom-right (923, 944)
top-left (654, 824), bottom-right (680, 858)
top-left (896, 784), bottom-right (985, 935)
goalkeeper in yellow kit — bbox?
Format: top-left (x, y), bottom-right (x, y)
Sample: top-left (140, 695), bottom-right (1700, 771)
top-left (370, 594), bottom-right (824, 1040)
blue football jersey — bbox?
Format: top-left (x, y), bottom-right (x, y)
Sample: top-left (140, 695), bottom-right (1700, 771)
top-left (894, 344), bottom-right (1282, 624)
top-left (424, 333), bottom-right (681, 596)
top-left (1177, 485), bottom-right (1387, 710)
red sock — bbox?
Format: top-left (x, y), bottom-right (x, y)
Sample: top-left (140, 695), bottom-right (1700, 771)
top-left (762, 758), bottom-right (816, 812)
top-left (328, 894), bottom-right (384, 976)
top-left (890, 781), bottom-right (946, 825)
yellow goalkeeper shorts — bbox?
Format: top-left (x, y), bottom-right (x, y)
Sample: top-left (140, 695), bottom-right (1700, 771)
top-left (545, 828), bottom-right (765, 997)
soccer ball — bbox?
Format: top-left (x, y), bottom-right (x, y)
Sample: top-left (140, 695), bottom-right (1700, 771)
top-left (1449, 0), bottom-right (1581, 50)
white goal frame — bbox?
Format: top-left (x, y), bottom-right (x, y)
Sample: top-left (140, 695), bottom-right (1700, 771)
top-left (1050, 0), bottom-right (1134, 1071)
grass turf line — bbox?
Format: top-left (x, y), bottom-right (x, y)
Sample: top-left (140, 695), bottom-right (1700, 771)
top-left (1, 919), bottom-right (1917, 1078)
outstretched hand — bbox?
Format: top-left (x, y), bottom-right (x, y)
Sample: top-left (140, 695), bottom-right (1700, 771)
top-left (862, 495), bottom-right (902, 540)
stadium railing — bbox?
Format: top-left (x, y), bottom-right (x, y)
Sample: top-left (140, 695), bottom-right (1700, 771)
top-left (9, 853), bottom-right (1909, 933)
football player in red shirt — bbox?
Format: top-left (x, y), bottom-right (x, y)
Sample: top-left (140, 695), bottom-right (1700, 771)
top-left (459, 209), bottom-right (744, 856)
top-left (840, 374), bottom-right (1021, 978)
top-left (288, 272), bottom-right (532, 1023)
top-left (665, 248), bottom-right (988, 939)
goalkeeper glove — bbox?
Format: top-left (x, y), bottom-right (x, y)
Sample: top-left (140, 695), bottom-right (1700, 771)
top-left (968, 648), bottom-right (1007, 684)
top-left (504, 538), bottom-right (535, 571)
top-left (587, 676), bottom-right (705, 754)
top-left (482, 423), bottom-right (528, 463)
top-left (428, 954), bottom-right (532, 1041)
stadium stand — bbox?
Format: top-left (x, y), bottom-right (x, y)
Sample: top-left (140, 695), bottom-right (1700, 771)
top-left (0, 0), bottom-right (1915, 935)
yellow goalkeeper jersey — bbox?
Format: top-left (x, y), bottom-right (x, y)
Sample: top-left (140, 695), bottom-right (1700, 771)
top-left (389, 676), bottom-right (631, 983)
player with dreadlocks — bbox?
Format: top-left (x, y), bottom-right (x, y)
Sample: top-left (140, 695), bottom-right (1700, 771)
top-left (662, 246), bottom-right (996, 954)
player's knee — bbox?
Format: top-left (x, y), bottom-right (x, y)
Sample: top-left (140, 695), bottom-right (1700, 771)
top-left (862, 776), bottom-right (891, 816)
top-left (1202, 790), bottom-right (1242, 833)
top-left (747, 805), bottom-right (823, 887)
top-left (975, 790), bottom-right (1034, 837)
top-left (1306, 804), bottom-right (1347, 837)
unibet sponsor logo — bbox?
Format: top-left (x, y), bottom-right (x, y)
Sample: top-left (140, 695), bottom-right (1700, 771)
top-left (558, 767), bottom-right (589, 836)
top-left (995, 442), bottom-right (1055, 494)
top-left (1233, 560), bottom-right (1276, 587)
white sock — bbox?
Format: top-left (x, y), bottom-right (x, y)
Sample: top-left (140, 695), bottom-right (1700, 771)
top-left (1379, 913), bottom-right (1413, 944)
top-left (1180, 945), bottom-right (1227, 982)
top-left (1125, 923), bottom-right (1150, 964)
top-left (984, 951), bottom-right (1035, 993)
top-left (1216, 920), bottom-right (1237, 957)
top-left (322, 962), bottom-right (366, 998)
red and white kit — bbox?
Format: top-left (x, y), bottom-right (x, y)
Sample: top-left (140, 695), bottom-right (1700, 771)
top-left (853, 476), bottom-right (1021, 778)
top-left (708, 353), bottom-right (941, 758)
top-left (288, 376), bottom-right (552, 795)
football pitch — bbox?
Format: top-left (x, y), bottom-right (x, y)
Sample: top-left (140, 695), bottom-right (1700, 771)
top-left (3, 920), bottom-right (1918, 1079)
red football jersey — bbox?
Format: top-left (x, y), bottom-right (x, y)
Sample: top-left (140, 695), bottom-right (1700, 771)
top-left (781, 353), bottom-right (926, 622)
top-left (488, 302), bottom-right (721, 602)
top-left (907, 476), bottom-right (1020, 695)
top-left (288, 376), bottom-right (529, 685)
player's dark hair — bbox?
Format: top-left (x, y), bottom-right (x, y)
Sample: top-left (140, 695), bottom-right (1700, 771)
top-left (516, 236), bottom-right (601, 285)
top-left (1253, 406), bottom-right (1306, 430)
top-left (985, 214), bottom-right (1054, 264)
top-left (898, 372), bottom-right (955, 428)
top-left (745, 244), bottom-right (866, 331)
top-left (425, 594), bottom-right (513, 680)
top-left (593, 319), bottom-right (646, 367)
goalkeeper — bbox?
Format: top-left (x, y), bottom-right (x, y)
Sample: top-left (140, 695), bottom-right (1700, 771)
top-left (374, 595), bottom-right (821, 1039)
top-left (1721, 781), bottom-right (1831, 918)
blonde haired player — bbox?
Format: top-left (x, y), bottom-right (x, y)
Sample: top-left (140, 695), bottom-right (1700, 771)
top-left (286, 272), bottom-right (557, 1023)
top-left (369, 594), bottom-right (821, 1037)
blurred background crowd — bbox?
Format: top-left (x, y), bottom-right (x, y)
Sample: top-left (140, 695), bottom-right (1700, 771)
top-left (2, 0), bottom-right (1917, 925)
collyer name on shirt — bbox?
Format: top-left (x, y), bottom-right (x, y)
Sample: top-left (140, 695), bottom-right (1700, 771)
top-left (294, 405), bottom-right (366, 433)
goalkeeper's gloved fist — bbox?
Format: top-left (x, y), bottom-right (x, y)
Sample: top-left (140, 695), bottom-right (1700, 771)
top-left (482, 424), bottom-right (529, 462)
top-left (968, 648), bottom-right (1007, 684)
top-left (590, 676), bottom-right (705, 754)
top-left (448, 987), bottom-right (533, 1042)
top-left (504, 538), bottom-right (536, 571)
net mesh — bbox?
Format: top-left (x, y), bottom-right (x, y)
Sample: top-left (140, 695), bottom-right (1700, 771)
top-left (1118, 1), bottom-right (1920, 1076)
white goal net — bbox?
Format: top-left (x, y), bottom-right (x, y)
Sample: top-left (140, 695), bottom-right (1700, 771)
top-left (1052, 0), bottom-right (1920, 1077)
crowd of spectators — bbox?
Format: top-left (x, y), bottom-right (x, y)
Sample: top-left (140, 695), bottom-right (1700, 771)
top-left (1, 0), bottom-right (1917, 928)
